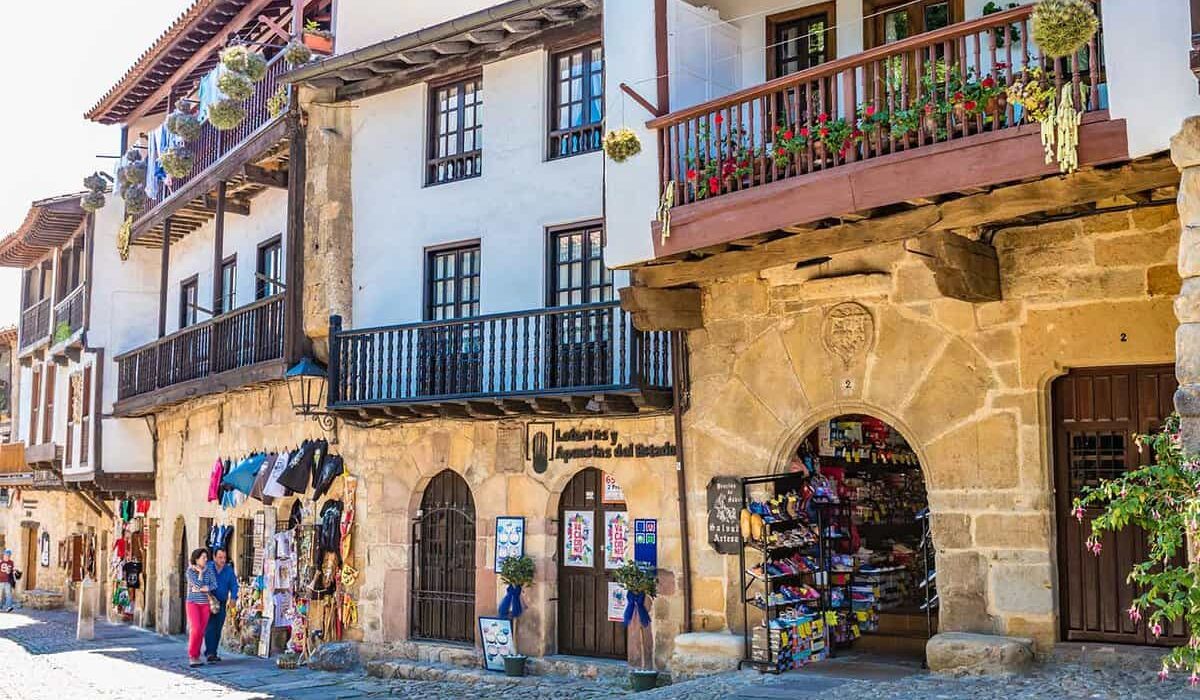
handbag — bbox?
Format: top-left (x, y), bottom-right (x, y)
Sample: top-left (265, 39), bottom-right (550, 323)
top-left (12, 570), bottom-right (21, 581)
top-left (208, 593), bottom-right (221, 615)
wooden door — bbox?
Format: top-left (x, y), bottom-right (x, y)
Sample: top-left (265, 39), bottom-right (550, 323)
top-left (1054, 365), bottom-right (1186, 645)
top-left (22, 526), bottom-right (37, 591)
top-left (558, 468), bottom-right (627, 659)
top-left (411, 470), bottom-right (476, 643)
top-left (176, 524), bottom-right (187, 634)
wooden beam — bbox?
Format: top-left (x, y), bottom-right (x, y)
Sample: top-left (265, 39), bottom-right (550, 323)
top-left (124, 0), bottom-right (279, 124)
top-left (619, 286), bottom-right (703, 331)
top-left (212, 182), bottom-right (226, 315)
top-left (909, 231), bottom-right (1001, 303)
top-left (283, 103), bottom-right (307, 365)
top-left (158, 218), bottom-right (171, 337)
top-left (244, 164), bottom-right (289, 189)
top-left (640, 156), bottom-right (1181, 288)
top-left (201, 194), bottom-right (250, 216)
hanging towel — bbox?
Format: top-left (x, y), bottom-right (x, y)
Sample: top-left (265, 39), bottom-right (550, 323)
top-left (197, 65), bottom-right (227, 122)
top-left (224, 453), bottom-right (268, 495)
top-left (262, 451), bottom-right (292, 499)
top-left (208, 459), bottom-right (224, 502)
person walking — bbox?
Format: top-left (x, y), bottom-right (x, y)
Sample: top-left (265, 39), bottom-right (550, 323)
top-left (203, 548), bottom-right (239, 663)
top-left (0, 550), bottom-right (18, 612)
top-left (185, 548), bottom-right (217, 667)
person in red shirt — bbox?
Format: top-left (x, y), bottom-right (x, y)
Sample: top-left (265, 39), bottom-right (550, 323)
top-left (0, 549), bottom-right (19, 611)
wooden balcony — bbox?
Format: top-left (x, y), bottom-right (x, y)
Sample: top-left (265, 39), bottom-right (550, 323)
top-left (648, 2), bottom-right (1127, 261)
top-left (0, 442), bottom-right (30, 486)
top-left (18, 298), bottom-right (51, 353)
top-left (51, 285), bottom-right (86, 353)
top-left (114, 294), bottom-right (286, 416)
top-left (328, 302), bottom-right (675, 420)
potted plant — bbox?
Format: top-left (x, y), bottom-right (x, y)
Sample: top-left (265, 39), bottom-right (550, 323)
top-left (613, 560), bottom-right (658, 692)
top-left (498, 554), bottom-right (534, 677)
top-left (302, 19), bottom-right (334, 55)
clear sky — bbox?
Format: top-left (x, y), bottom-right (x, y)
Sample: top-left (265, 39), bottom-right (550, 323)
top-left (0, 0), bottom-right (191, 328)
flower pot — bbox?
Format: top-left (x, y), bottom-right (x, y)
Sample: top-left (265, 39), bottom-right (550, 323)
top-left (630, 670), bottom-right (659, 692)
top-left (503, 654), bottom-right (528, 677)
top-left (303, 31), bottom-right (334, 55)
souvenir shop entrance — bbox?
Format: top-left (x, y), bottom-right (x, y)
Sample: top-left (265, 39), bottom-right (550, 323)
top-left (558, 468), bottom-right (628, 659)
top-left (742, 414), bottom-right (936, 672)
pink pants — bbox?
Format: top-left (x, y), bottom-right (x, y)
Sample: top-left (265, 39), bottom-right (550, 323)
top-left (186, 601), bottom-right (211, 660)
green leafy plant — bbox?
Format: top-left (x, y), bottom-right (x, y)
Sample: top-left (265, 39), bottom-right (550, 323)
top-left (499, 555), bottom-right (534, 588)
top-left (166, 109), bottom-right (202, 142)
top-left (685, 117), bottom-right (757, 200)
top-left (304, 19), bottom-right (333, 38)
top-left (122, 184), bottom-right (149, 215)
top-left (220, 45), bottom-right (268, 82)
top-left (267, 85), bottom-right (289, 118)
top-left (1073, 414), bottom-right (1200, 685)
top-left (52, 321), bottom-right (72, 344)
top-left (603, 128), bottom-right (643, 163)
top-left (208, 98), bottom-right (247, 131)
top-left (217, 70), bottom-right (254, 101)
top-left (771, 123), bottom-right (808, 167)
top-left (81, 191), bottom-right (106, 213)
top-left (1032, 0), bottom-right (1099, 59)
top-left (121, 155), bottom-right (147, 186)
top-left (613, 560), bottom-right (658, 597)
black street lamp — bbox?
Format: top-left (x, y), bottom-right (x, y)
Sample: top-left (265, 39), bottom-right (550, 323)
top-left (285, 356), bottom-right (338, 442)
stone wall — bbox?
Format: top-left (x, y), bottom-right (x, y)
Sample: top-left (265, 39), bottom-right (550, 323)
top-left (681, 203), bottom-right (1180, 649)
top-left (0, 488), bottom-right (105, 603)
top-left (148, 381), bottom-right (685, 666)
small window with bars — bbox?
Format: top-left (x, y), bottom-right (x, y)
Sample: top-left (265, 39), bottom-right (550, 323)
top-left (548, 225), bottom-right (613, 306)
top-left (427, 77), bottom-right (483, 185)
top-left (549, 43), bottom-right (604, 159)
top-left (238, 517), bottom-right (255, 577)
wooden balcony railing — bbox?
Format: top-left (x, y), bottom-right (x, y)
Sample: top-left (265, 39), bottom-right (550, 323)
top-left (329, 302), bottom-right (673, 408)
top-left (19, 298), bottom-right (51, 351)
top-left (149, 51), bottom-right (292, 210)
top-left (650, 2), bottom-right (1105, 207)
top-left (52, 285), bottom-right (85, 344)
top-left (115, 294), bottom-right (285, 401)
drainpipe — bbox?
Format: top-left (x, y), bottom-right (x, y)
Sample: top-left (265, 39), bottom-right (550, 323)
top-left (670, 330), bottom-right (693, 633)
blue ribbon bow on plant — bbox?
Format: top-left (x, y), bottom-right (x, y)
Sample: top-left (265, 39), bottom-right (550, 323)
top-left (623, 591), bottom-right (651, 627)
top-left (499, 584), bottom-right (524, 619)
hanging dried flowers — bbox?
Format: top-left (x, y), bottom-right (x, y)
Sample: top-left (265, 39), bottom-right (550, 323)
top-left (217, 70), bottom-right (254, 101)
top-left (161, 147), bottom-right (195, 179)
top-left (283, 40), bottom-right (313, 67)
top-left (116, 217), bottom-right (133, 262)
top-left (81, 172), bottom-right (107, 213)
top-left (1007, 68), bottom-right (1083, 173)
top-left (1031, 0), bottom-right (1099, 59)
top-left (220, 45), bottom-right (268, 82)
top-left (122, 184), bottom-right (149, 215)
top-left (208, 99), bottom-right (247, 131)
top-left (267, 85), bottom-right (289, 118)
top-left (603, 128), bottom-right (643, 163)
top-left (166, 109), bottom-right (202, 142)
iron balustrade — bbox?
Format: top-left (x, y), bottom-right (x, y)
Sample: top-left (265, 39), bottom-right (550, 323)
top-left (52, 285), bottom-right (86, 343)
top-left (147, 51), bottom-right (292, 210)
top-left (115, 294), bottom-right (285, 401)
top-left (651, 1), bottom-right (1106, 207)
top-left (328, 302), bottom-right (673, 407)
top-left (19, 298), bottom-right (51, 351)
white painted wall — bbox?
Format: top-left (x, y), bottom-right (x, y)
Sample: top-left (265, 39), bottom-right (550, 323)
top-left (16, 365), bottom-right (31, 444)
top-left (351, 49), bottom-right (615, 327)
top-left (162, 188), bottom-right (288, 335)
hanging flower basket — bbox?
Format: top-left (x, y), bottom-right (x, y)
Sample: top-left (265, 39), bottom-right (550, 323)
top-left (268, 85), bottom-right (289, 118)
top-left (603, 128), bottom-right (643, 163)
top-left (1032, 0), bottom-right (1099, 59)
top-left (302, 20), bottom-right (334, 55)
top-left (284, 40), bottom-right (313, 66)
top-left (81, 191), bottom-right (106, 213)
top-left (221, 45), bottom-right (268, 82)
top-left (122, 158), bottom-right (147, 186)
top-left (122, 185), bottom-right (149, 215)
top-left (166, 109), bottom-right (202, 142)
top-left (208, 99), bottom-right (247, 131)
top-left (83, 173), bottom-right (107, 194)
top-left (218, 70), bottom-right (254, 101)
top-left (161, 147), bottom-right (195, 179)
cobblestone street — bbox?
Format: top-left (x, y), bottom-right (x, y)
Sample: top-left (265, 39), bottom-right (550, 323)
top-left (0, 608), bottom-right (1196, 699)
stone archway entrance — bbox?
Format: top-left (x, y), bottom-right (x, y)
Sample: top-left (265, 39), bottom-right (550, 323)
top-left (782, 413), bottom-right (937, 654)
top-left (558, 467), bottom-right (628, 659)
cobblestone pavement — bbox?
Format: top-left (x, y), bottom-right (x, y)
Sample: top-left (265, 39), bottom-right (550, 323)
top-left (0, 607), bottom-right (1196, 699)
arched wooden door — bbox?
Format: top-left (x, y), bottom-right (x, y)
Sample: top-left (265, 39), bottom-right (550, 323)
top-left (412, 470), bottom-right (476, 643)
top-left (558, 468), bottom-right (627, 658)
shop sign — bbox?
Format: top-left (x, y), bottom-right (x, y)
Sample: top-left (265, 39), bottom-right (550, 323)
top-left (602, 473), bottom-right (625, 504)
top-left (494, 516), bottom-right (525, 570)
top-left (479, 617), bottom-right (517, 672)
top-left (551, 426), bottom-right (676, 464)
top-left (607, 582), bottom-right (628, 622)
top-left (604, 511), bottom-right (632, 569)
top-left (563, 510), bottom-right (594, 567)
top-left (706, 477), bottom-right (744, 555)
top-left (634, 519), bottom-right (658, 568)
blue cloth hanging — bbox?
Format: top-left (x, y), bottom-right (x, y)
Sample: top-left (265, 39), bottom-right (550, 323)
top-left (623, 591), bottom-right (651, 627)
top-left (499, 584), bottom-right (524, 619)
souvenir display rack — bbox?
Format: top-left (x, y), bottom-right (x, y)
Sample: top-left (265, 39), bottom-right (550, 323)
top-left (739, 473), bottom-right (851, 673)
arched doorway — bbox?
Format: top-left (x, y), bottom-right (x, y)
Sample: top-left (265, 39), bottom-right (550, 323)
top-left (782, 414), bottom-right (936, 655)
top-left (558, 467), bottom-right (628, 659)
top-left (411, 470), bottom-right (476, 643)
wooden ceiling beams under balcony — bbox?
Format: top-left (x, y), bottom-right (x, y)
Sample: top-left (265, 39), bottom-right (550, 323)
top-left (282, 0), bottom-right (600, 102)
top-left (0, 195), bottom-right (86, 268)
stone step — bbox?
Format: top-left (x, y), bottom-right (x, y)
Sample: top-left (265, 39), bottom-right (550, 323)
top-left (1052, 642), bottom-right (1170, 672)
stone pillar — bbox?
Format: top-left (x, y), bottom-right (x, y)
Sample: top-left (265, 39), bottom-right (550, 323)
top-left (1172, 118), bottom-right (1200, 449)
top-left (299, 85), bottom-right (354, 363)
top-left (76, 578), bottom-right (96, 640)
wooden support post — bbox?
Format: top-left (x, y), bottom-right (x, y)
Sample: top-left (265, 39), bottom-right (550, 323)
top-left (283, 101), bottom-right (307, 365)
top-left (654, 0), bottom-right (670, 115)
top-left (212, 182), bottom-right (227, 315)
top-left (158, 218), bottom-right (171, 338)
top-left (292, 0), bottom-right (305, 35)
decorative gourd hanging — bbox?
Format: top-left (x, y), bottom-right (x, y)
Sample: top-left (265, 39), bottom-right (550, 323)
top-left (1031, 0), bottom-right (1099, 59)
